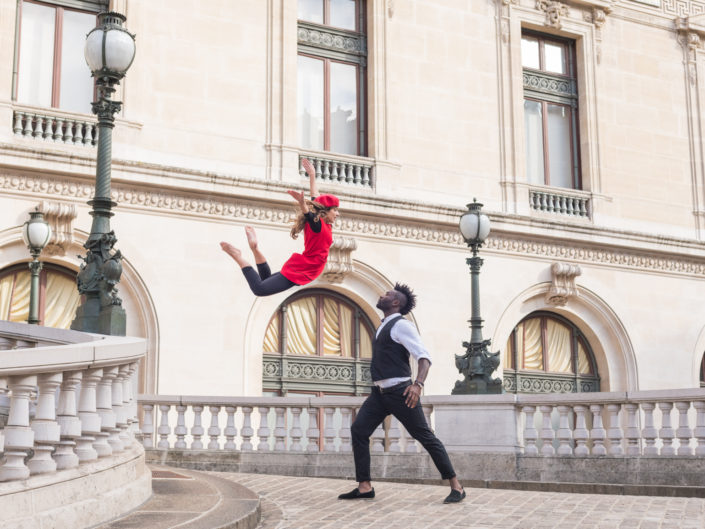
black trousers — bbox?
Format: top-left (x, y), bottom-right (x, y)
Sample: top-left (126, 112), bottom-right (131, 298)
top-left (351, 384), bottom-right (456, 483)
top-left (241, 262), bottom-right (295, 296)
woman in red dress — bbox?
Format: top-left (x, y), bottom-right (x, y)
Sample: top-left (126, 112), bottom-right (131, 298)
top-left (220, 158), bottom-right (340, 296)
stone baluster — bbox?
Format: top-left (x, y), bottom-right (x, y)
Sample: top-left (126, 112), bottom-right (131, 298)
top-left (224, 406), bottom-right (238, 450)
top-left (55, 371), bottom-right (82, 468)
top-left (589, 404), bottom-right (606, 455)
top-left (32, 115), bottom-right (43, 137)
top-left (362, 166), bottom-right (371, 186)
top-left (207, 406), bottom-right (221, 450)
top-left (289, 407), bottom-right (303, 451)
top-left (322, 160), bottom-right (331, 181)
top-left (141, 404), bottom-right (154, 449)
top-left (191, 405), bottom-right (204, 449)
top-left (539, 405), bottom-right (555, 456)
top-left (331, 162), bottom-right (340, 182)
top-left (641, 402), bottom-right (658, 455)
top-left (573, 405), bottom-right (589, 456)
top-left (306, 407), bottom-right (320, 452)
top-left (0, 375), bottom-right (37, 481)
top-left (323, 407), bottom-right (336, 452)
top-left (338, 407), bottom-right (352, 452)
top-left (53, 117), bottom-right (64, 141)
top-left (675, 401), bottom-right (693, 456)
top-left (28, 373), bottom-right (63, 474)
top-left (64, 119), bottom-right (73, 143)
top-left (522, 406), bottom-right (538, 455)
top-left (257, 406), bottom-right (270, 451)
top-left (21, 113), bottom-right (33, 135)
top-left (273, 407), bottom-right (287, 451)
top-left (109, 368), bottom-right (125, 453)
top-left (623, 403), bottom-right (641, 456)
top-left (658, 402), bottom-right (675, 456)
top-left (241, 407), bottom-right (254, 450)
top-left (95, 367), bottom-right (117, 457)
top-left (12, 111), bottom-right (23, 134)
top-left (388, 416), bottom-right (402, 453)
top-left (353, 165), bottom-right (362, 185)
top-left (314, 159), bottom-right (323, 178)
top-left (174, 405), bottom-right (187, 449)
top-left (693, 401), bottom-right (705, 456)
top-left (606, 404), bottom-right (623, 456)
top-left (371, 422), bottom-right (385, 452)
top-left (117, 364), bottom-right (131, 445)
top-left (42, 117), bottom-right (53, 139)
top-left (124, 363), bottom-right (139, 437)
top-left (157, 404), bottom-right (171, 449)
top-left (556, 405), bottom-right (573, 455)
top-left (76, 368), bottom-right (103, 462)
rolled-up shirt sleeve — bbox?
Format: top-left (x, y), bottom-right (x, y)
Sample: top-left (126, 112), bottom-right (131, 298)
top-left (390, 319), bottom-right (432, 364)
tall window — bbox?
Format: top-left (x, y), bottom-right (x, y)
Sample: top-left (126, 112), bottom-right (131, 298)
top-left (262, 289), bottom-right (374, 395)
top-left (0, 264), bottom-right (80, 328)
top-left (16, 1), bottom-right (104, 114)
top-left (503, 312), bottom-right (599, 393)
top-left (297, 0), bottom-right (367, 156)
top-left (522, 31), bottom-right (580, 189)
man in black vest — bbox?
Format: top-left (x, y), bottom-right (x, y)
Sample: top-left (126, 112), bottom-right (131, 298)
top-left (338, 283), bottom-right (465, 503)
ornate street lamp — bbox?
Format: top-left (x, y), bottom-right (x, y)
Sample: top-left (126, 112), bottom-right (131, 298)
top-left (452, 199), bottom-right (503, 394)
top-left (22, 208), bottom-right (52, 325)
top-left (71, 12), bottom-right (135, 336)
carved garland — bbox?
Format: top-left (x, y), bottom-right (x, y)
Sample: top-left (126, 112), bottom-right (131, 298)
top-left (1, 171), bottom-right (704, 276)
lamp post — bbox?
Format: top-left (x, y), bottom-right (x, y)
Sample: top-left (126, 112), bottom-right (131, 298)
top-left (22, 208), bottom-right (51, 325)
top-left (71, 12), bottom-right (135, 336)
top-left (452, 199), bottom-right (503, 395)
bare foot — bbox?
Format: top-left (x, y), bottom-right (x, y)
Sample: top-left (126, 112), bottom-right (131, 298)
top-left (245, 226), bottom-right (258, 250)
top-left (220, 241), bottom-right (250, 268)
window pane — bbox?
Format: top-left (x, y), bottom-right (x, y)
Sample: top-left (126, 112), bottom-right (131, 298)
top-left (43, 271), bottom-right (80, 329)
top-left (521, 319), bottom-right (543, 370)
top-left (323, 298), bottom-right (342, 355)
top-left (263, 313), bottom-right (280, 353)
top-left (60, 10), bottom-right (95, 114)
top-left (0, 273), bottom-right (16, 320)
top-left (521, 36), bottom-right (539, 69)
top-left (330, 0), bottom-right (356, 30)
top-left (577, 340), bottom-right (592, 375)
top-left (330, 61), bottom-right (358, 155)
top-left (360, 323), bottom-right (372, 358)
top-left (18, 2), bottom-right (56, 107)
top-left (546, 104), bottom-right (573, 188)
top-left (503, 336), bottom-right (514, 369)
top-left (298, 55), bottom-right (324, 151)
top-left (298, 0), bottom-right (323, 24)
top-left (285, 297), bottom-right (317, 355)
top-left (339, 304), bottom-right (352, 357)
top-left (524, 100), bottom-right (545, 185)
top-left (6, 271), bottom-right (30, 323)
top-left (544, 42), bottom-right (565, 74)
top-left (545, 319), bottom-right (572, 373)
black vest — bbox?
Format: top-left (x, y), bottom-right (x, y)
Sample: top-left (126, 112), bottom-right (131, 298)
top-left (370, 315), bottom-right (412, 381)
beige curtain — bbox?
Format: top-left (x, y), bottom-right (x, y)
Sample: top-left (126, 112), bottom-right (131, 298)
top-left (338, 304), bottom-right (352, 357)
top-left (43, 273), bottom-right (80, 329)
top-left (322, 298), bottom-right (341, 355)
top-left (577, 340), bottom-right (592, 374)
top-left (522, 319), bottom-right (543, 370)
top-left (262, 313), bottom-right (280, 353)
top-left (285, 297), bottom-right (317, 355)
top-left (0, 273), bottom-right (15, 320)
top-left (359, 324), bottom-right (372, 358)
top-left (8, 271), bottom-right (30, 323)
top-left (503, 337), bottom-right (513, 369)
top-left (546, 319), bottom-right (572, 373)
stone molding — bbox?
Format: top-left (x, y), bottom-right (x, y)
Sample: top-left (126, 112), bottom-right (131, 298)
top-left (322, 237), bottom-right (357, 283)
top-left (545, 262), bottom-right (582, 306)
top-left (37, 200), bottom-right (77, 257)
top-left (1, 170), bottom-right (704, 277)
top-left (297, 22), bottom-right (366, 58)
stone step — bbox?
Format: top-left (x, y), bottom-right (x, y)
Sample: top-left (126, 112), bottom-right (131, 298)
top-left (95, 465), bottom-right (260, 529)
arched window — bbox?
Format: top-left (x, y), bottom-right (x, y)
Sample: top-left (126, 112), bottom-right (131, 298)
top-left (700, 355), bottom-right (705, 388)
top-left (503, 312), bottom-right (599, 393)
top-left (0, 263), bottom-right (79, 328)
top-left (262, 289), bottom-right (375, 395)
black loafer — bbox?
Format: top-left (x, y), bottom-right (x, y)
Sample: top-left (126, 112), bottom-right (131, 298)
top-left (338, 487), bottom-right (375, 500)
top-left (443, 488), bottom-right (466, 504)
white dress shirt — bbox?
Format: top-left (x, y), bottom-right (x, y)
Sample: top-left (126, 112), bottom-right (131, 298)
top-left (373, 312), bottom-right (432, 388)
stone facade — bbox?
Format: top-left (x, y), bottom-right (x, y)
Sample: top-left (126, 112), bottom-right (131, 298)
top-left (0, 0), bottom-right (704, 397)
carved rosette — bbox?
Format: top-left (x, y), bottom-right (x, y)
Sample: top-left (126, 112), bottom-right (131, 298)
top-left (545, 262), bottom-right (582, 306)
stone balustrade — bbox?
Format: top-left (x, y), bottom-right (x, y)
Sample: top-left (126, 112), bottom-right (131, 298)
top-left (12, 107), bottom-right (98, 146)
top-left (299, 152), bottom-right (374, 188)
top-left (529, 187), bottom-right (591, 218)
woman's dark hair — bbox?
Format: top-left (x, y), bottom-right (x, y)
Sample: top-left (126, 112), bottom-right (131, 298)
top-left (290, 200), bottom-right (329, 239)
top-left (394, 282), bottom-right (417, 315)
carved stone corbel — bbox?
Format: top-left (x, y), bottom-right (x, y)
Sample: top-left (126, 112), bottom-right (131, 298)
top-left (37, 201), bottom-right (77, 256)
top-left (545, 262), bottom-right (581, 306)
top-left (321, 237), bottom-right (357, 283)
top-left (536, 0), bottom-right (569, 29)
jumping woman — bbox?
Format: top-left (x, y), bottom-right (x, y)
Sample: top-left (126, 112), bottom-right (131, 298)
top-left (220, 158), bottom-right (340, 296)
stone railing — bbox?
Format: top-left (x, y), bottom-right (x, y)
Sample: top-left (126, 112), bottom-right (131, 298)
top-left (529, 187), bottom-right (591, 218)
top-left (299, 152), bottom-right (374, 188)
top-left (12, 107), bottom-right (97, 146)
top-left (139, 389), bottom-right (705, 457)
top-left (0, 320), bottom-right (150, 529)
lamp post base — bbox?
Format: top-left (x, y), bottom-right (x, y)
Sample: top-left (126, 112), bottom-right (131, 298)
top-left (452, 376), bottom-right (503, 395)
top-left (71, 295), bottom-right (126, 336)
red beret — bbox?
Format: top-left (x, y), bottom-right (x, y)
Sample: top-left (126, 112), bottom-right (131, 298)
top-left (314, 194), bottom-right (339, 208)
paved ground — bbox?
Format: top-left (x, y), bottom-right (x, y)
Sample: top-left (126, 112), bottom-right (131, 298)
top-left (216, 472), bottom-right (705, 529)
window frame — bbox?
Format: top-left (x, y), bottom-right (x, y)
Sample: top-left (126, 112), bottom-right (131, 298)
top-left (522, 30), bottom-right (581, 190)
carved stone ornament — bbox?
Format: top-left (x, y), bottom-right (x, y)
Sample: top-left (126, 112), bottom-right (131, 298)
top-left (536, 0), bottom-right (569, 28)
top-left (321, 237), bottom-right (357, 283)
top-left (545, 262), bottom-right (582, 306)
top-left (37, 200), bottom-right (77, 256)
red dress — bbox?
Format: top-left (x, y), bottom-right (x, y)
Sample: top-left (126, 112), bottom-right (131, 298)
top-left (280, 219), bottom-right (333, 285)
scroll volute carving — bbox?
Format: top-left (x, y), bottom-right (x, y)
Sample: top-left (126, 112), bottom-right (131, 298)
top-left (321, 237), bottom-right (357, 283)
top-left (37, 201), bottom-right (77, 256)
top-left (545, 262), bottom-right (581, 306)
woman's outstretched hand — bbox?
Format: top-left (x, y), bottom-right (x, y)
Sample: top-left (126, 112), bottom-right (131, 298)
top-left (287, 189), bottom-right (305, 203)
top-left (301, 158), bottom-right (316, 179)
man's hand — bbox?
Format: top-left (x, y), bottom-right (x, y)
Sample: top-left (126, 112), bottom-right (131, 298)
top-left (403, 383), bottom-right (422, 408)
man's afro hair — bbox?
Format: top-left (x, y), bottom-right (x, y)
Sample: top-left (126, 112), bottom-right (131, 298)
top-left (394, 282), bottom-right (417, 315)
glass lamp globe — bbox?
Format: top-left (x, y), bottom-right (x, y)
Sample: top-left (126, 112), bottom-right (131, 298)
top-left (22, 209), bottom-right (51, 254)
top-left (85, 12), bottom-right (136, 78)
top-left (459, 200), bottom-right (490, 245)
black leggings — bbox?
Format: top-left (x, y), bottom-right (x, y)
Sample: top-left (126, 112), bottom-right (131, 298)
top-left (241, 262), bottom-right (296, 296)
